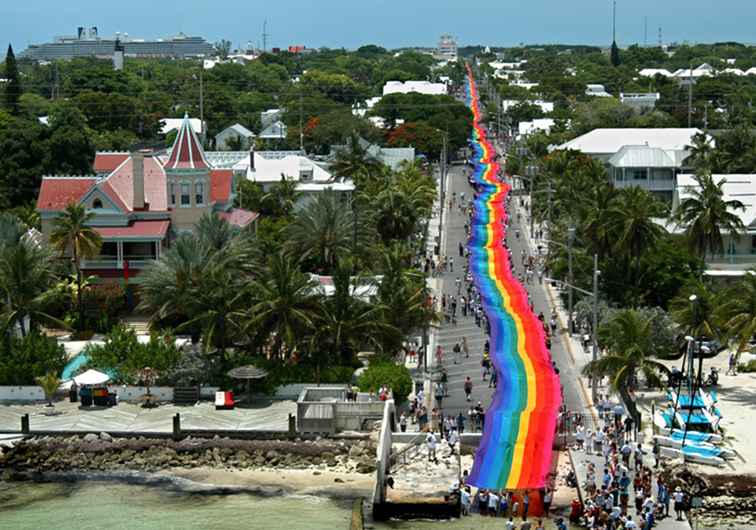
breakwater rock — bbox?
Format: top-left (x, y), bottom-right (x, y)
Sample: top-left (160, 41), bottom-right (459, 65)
top-left (0, 435), bottom-right (378, 477)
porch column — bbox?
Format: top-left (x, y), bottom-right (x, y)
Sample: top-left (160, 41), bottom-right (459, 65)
top-left (117, 241), bottom-right (124, 268)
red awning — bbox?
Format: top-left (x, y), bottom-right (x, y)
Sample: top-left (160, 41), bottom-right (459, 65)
top-left (95, 220), bottom-right (170, 239)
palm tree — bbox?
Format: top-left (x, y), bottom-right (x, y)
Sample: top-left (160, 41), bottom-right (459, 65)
top-left (35, 372), bottom-right (61, 407)
top-left (582, 309), bottom-right (671, 425)
top-left (608, 187), bottom-right (665, 290)
top-left (306, 260), bottom-right (398, 381)
top-left (580, 181), bottom-right (618, 261)
top-left (49, 203), bottom-right (102, 330)
top-left (717, 271), bottom-right (756, 364)
top-left (247, 252), bottom-right (321, 359)
top-left (670, 280), bottom-right (723, 343)
top-left (0, 239), bottom-right (62, 336)
top-left (285, 190), bottom-right (357, 273)
top-left (675, 172), bottom-right (746, 259)
top-left (331, 133), bottom-right (382, 180)
top-left (373, 243), bottom-right (436, 355)
top-left (262, 176), bottom-right (301, 217)
top-left (688, 132), bottom-right (716, 174)
top-left (139, 215), bottom-right (256, 350)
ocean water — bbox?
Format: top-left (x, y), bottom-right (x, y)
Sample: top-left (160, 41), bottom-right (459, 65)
top-left (0, 482), bottom-right (562, 530)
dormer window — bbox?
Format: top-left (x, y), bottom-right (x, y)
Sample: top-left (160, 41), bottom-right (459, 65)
top-left (92, 198), bottom-right (103, 209)
top-left (299, 167), bottom-right (313, 182)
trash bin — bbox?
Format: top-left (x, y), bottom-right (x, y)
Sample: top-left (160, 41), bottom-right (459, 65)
top-left (69, 387), bottom-right (78, 403)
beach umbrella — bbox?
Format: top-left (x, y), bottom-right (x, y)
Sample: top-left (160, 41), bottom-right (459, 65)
top-left (73, 369), bottom-right (111, 386)
top-left (227, 365), bottom-right (268, 403)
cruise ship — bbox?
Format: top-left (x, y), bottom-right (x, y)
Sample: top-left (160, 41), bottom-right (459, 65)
top-left (21, 26), bottom-right (215, 61)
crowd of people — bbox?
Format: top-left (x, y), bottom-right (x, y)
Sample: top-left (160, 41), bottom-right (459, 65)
top-left (568, 406), bottom-right (691, 529)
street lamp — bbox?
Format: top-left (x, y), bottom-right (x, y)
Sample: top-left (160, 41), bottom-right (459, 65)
top-left (688, 294), bottom-right (698, 393)
top-left (567, 226), bottom-right (576, 336)
top-left (591, 254), bottom-right (601, 404)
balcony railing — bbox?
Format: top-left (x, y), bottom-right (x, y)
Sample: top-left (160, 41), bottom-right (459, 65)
top-left (81, 255), bottom-right (157, 269)
top-left (707, 253), bottom-right (756, 267)
top-left (613, 179), bottom-right (675, 191)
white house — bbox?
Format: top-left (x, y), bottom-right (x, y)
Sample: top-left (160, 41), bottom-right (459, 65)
top-left (620, 92), bottom-right (660, 112)
top-left (673, 173), bottom-right (756, 276)
top-left (639, 68), bottom-right (674, 78)
top-left (214, 124), bottom-right (255, 150)
top-left (556, 128), bottom-right (705, 202)
top-left (160, 118), bottom-right (204, 135)
top-left (258, 120), bottom-right (287, 141)
top-left (585, 84), bottom-right (612, 98)
top-left (518, 119), bottom-right (556, 138)
top-left (382, 80), bottom-right (448, 96)
top-left (238, 149), bottom-right (355, 205)
top-left (501, 99), bottom-right (555, 114)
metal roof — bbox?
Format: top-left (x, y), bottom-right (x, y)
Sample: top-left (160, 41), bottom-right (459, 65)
top-left (608, 145), bottom-right (677, 168)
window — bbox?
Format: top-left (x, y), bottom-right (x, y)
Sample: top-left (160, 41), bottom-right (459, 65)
top-left (180, 183), bottom-right (191, 207)
top-left (630, 168), bottom-right (647, 180)
top-left (169, 183), bottom-right (176, 205)
top-left (195, 182), bottom-right (204, 205)
top-left (92, 198), bottom-right (103, 209)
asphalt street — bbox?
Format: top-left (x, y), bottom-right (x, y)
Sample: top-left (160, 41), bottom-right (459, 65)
top-left (433, 152), bottom-right (586, 430)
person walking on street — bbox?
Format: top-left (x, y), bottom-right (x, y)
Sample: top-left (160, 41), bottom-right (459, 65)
top-left (456, 276), bottom-right (462, 295)
top-left (447, 428), bottom-right (459, 455)
top-left (464, 376), bottom-right (473, 402)
top-left (453, 342), bottom-right (462, 364)
top-left (462, 336), bottom-right (470, 358)
top-left (673, 487), bottom-right (685, 521)
top-left (426, 430), bottom-right (439, 464)
top-left (456, 411), bottom-right (465, 433)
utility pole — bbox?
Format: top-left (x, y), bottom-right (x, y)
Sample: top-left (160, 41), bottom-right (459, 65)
top-left (199, 70), bottom-right (205, 141)
top-left (567, 226), bottom-right (576, 335)
top-left (704, 101), bottom-right (709, 129)
top-left (688, 61), bottom-right (694, 128)
top-left (591, 253), bottom-right (600, 404)
top-left (437, 133), bottom-right (448, 255)
top-left (644, 16), bottom-right (648, 47)
top-left (528, 165), bottom-right (535, 239)
top-left (299, 92), bottom-right (304, 151)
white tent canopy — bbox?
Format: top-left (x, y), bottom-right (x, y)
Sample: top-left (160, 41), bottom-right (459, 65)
top-left (72, 369), bottom-right (110, 386)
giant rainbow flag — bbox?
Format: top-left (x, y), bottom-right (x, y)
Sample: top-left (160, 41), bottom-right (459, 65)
top-left (465, 65), bottom-right (561, 490)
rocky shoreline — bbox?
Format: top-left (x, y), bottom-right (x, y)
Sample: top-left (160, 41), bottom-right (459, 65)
top-left (0, 434), bottom-right (379, 488)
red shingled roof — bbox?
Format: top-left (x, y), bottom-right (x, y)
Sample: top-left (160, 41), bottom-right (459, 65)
top-left (165, 114), bottom-right (209, 170)
top-left (95, 220), bottom-right (170, 239)
top-left (93, 153), bottom-right (129, 174)
top-left (36, 178), bottom-right (97, 210)
top-left (211, 169), bottom-right (233, 203)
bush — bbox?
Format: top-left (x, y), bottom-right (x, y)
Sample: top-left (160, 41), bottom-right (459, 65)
top-left (0, 331), bottom-right (68, 385)
top-left (738, 360), bottom-right (756, 373)
top-left (357, 360), bottom-right (412, 404)
top-left (84, 325), bottom-right (182, 384)
top-left (82, 283), bottom-right (127, 333)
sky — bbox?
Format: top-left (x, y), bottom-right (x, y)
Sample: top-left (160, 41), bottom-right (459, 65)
top-left (2, 0), bottom-right (755, 52)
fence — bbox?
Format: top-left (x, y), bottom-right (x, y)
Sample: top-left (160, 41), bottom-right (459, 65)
top-left (373, 400), bottom-right (396, 506)
top-left (296, 386), bottom-right (387, 434)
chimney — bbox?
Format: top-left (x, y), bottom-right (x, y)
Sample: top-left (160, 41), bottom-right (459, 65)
top-left (132, 150), bottom-right (145, 209)
top-left (249, 146), bottom-right (255, 171)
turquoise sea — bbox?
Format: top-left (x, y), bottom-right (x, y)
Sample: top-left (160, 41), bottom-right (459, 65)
top-left (0, 482), bottom-right (568, 530)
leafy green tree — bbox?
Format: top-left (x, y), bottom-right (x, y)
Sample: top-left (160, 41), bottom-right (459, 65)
top-left (0, 331), bottom-right (67, 385)
top-left (3, 44), bottom-right (21, 114)
top-left (49, 203), bottom-right (102, 331)
top-left (670, 280), bottom-right (722, 341)
top-left (610, 41), bottom-right (621, 67)
top-left (358, 360), bottom-right (412, 404)
top-left (47, 101), bottom-right (95, 175)
top-left (84, 325), bottom-right (182, 383)
top-left (675, 172), bottom-right (746, 258)
top-left (0, 116), bottom-right (49, 209)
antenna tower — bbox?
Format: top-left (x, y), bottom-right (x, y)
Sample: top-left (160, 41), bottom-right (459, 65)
top-left (262, 20), bottom-right (270, 52)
